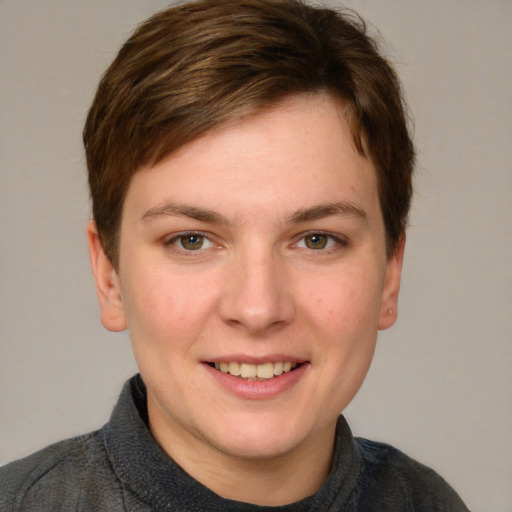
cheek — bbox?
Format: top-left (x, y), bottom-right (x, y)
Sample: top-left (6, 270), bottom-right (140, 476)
top-left (301, 266), bottom-right (384, 334)
top-left (121, 269), bottom-right (219, 346)
top-left (302, 276), bottom-right (380, 417)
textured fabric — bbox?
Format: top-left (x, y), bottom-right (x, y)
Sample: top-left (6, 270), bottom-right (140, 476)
top-left (0, 375), bottom-right (470, 511)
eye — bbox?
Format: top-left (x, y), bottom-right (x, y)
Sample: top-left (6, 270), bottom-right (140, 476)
top-left (166, 233), bottom-right (214, 251)
top-left (294, 232), bottom-right (345, 251)
top-left (304, 233), bottom-right (330, 250)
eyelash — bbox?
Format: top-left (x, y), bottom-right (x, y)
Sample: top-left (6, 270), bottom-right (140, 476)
top-left (292, 231), bottom-right (348, 253)
top-left (163, 231), bottom-right (217, 254)
top-left (163, 230), bottom-right (348, 255)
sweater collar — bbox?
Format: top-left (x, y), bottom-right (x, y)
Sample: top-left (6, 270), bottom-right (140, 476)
top-left (102, 375), bottom-right (360, 511)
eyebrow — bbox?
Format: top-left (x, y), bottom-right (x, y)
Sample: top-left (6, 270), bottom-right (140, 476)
top-left (287, 201), bottom-right (368, 224)
top-left (140, 200), bottom-right (367, 226)
top-left (140, 202), bottom-right (231, 226)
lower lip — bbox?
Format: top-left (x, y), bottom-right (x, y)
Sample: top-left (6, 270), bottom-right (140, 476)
top-left (203, 362), bottom-right (309, 400)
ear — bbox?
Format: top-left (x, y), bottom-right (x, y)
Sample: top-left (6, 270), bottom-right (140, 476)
top-left (378, 236), bottom-right (405, 330)
top-left (86, 220), bottom-right (127, 332)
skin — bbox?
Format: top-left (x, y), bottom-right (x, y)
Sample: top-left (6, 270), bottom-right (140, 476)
top-left (88, 93), bottom-right (404, 505)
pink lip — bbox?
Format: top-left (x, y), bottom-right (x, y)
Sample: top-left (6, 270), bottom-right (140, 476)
top-left (202, 361), bottom-right (309, 400)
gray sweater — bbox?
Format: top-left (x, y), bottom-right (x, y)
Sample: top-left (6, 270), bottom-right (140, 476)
top-left (0, 375), bottom-right (470, 511)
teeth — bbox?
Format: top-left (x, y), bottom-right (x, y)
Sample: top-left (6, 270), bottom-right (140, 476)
top-left (213, 361), bottom-right (298, 380)
top-left (240, 363), bottom-right (257, 378)
top-left (256, 362), bottom-right (274, 379)
top-left (228, 361), bottom-right (241, 376)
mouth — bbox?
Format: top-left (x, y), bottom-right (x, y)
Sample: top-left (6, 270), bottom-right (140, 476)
top-left (208, 361), bottom-right (301, 380)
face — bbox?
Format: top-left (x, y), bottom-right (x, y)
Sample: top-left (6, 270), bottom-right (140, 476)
top-left (88, 94), bottom-right (403, 470)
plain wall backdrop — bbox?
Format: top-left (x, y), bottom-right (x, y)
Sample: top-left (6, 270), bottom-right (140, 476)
top-left (1, 1), bottom-right (511, 511)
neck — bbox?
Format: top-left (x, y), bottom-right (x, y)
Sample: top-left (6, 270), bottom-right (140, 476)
top-left (147, 400), bottom-right (336, 505)
top-left (190, 432), bottom-right (334, 505)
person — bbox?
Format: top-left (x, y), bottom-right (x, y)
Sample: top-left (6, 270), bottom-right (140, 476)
top-left (0, 0), bottom-right (470, 510)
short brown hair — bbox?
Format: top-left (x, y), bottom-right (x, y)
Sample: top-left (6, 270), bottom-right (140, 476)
top-left (84, 0), bottom-right (414, 266)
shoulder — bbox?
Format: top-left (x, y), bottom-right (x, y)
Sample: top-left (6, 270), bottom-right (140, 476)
top-left (0, 430), bottom-right (122, 511)
top-left (353, 437), bottom-right (470, 511)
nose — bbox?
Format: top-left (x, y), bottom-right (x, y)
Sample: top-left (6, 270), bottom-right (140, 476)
top-left (219, 247), bottom-right (296, 335)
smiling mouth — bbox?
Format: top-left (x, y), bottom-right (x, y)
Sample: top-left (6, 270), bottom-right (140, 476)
top-left (209, 361), bottom-right (300, 380)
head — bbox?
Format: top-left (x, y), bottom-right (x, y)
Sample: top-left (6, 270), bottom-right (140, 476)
top-left (85, 1), bottom-right (414, 501)
top-left (84, 0), bottom-right (414, 268)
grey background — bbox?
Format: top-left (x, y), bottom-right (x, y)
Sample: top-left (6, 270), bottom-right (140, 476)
top-left (1, 1), bottom-right (511, 511)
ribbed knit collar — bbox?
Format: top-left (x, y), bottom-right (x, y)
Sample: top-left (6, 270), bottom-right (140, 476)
top-left (101, 375), bottom-right (360, 511)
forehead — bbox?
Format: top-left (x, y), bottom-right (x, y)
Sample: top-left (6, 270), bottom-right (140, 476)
top-left (123, 94), bottom-right (380, 225)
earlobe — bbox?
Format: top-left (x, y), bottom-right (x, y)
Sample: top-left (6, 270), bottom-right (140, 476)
top-left (86, 220), bottom-right (127, 332)
top-left (378, 236), bottom-right (405, 331)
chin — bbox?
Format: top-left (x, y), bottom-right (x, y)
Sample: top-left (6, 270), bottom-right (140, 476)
top-left (214, 433), bottom-right (300, 461)
top-left (202, 412), bottom-right (317, 461)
